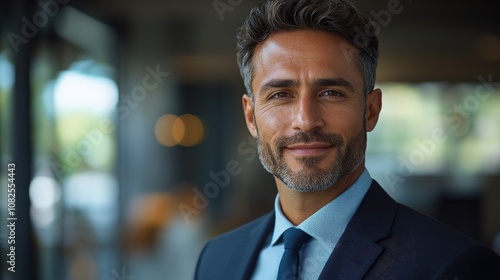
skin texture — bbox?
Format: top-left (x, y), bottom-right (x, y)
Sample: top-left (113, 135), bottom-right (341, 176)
top-left (242, 30), bottom-right (382, 225)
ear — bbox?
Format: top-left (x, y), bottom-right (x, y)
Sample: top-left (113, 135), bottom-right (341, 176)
top-left (365, 88), bottom-right (382, 132)
top-left (242, 94), bottom-right (258, 138)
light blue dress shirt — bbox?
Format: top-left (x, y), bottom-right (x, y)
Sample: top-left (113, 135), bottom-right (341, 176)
top-left (251, 169), bottom-right (372, 280)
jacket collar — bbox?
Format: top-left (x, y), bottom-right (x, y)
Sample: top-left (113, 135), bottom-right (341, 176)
top-left (224, 212), bottom-right (275, 280)
top-left (318, 181), bottom-right (397, 280)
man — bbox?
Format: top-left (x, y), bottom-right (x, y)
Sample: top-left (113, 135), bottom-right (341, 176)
top-left (195, 0), bottom-right (500, 279)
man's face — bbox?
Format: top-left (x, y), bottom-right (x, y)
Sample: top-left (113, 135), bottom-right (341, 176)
top-left (242, 30), bottom-right (381, 192)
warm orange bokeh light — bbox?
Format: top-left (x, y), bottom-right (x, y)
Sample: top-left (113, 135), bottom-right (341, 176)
top-left (155, 114), bottom-right (204, 147)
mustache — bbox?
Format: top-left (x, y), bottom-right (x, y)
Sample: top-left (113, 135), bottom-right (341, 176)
top-left (275, 131), bottom-right (344, 149)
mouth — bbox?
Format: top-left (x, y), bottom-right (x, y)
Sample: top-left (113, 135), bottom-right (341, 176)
top-left (285, 142), bottom-right (333, 157)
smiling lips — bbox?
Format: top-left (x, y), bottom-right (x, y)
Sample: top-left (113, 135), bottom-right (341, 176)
top-left (285, 142), bottom-right (333, 156)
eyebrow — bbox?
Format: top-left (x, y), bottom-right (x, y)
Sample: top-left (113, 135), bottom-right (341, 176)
top-left (259, 78), bottom-right (355, 93)
top-left (314, 78), bottom-right (355, 91)
top-left (260, 79), bottom-right (299, 92)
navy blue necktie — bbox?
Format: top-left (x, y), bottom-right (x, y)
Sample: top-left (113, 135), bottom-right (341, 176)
top-left (277, 228), bottom-right (311, 280)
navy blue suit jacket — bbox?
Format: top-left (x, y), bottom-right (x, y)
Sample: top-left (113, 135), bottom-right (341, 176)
top-left (195, 181), bottom-right (500, 279)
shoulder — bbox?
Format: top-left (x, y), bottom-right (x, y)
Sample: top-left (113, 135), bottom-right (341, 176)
top-left (380, 200), bottom-right (500, 278)
top-left (360, 182), bottom-right (500, 277)
top-left (195, 212), bottom-right (274, 279)
top-left (393, 202), bottom-right (473, 244)
top-left (431, 243), bottom-right (500, 279)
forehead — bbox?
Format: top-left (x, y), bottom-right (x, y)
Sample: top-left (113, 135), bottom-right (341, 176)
top-left (256, 29), bottom-right (358, 59)
top-left (251, 30), bottom-right (363, 92)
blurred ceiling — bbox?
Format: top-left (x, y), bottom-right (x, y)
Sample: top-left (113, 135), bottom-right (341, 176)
top-left (3, 0), bottom-right (500, 82)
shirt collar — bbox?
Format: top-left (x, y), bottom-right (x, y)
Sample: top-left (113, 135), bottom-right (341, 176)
top-left (270, 168), bottom-right (372, 247)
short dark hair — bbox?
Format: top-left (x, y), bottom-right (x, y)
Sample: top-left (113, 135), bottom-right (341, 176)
top-left (236, 0), bottom-right (378, 97)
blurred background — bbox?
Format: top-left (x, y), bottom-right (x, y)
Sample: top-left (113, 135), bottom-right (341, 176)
top-left (1, 0), bottom-right (499, 279)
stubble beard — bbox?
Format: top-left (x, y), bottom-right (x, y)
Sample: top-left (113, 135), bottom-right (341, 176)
top-left (257, 129), bottom-right (367, 193)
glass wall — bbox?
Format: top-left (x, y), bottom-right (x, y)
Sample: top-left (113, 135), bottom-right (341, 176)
top-left (0, 26), bottom-right (16, 280)
top-left (366, 82), bottom-right (500, 229)
top-left (1, 5), bottom-right (120, 280)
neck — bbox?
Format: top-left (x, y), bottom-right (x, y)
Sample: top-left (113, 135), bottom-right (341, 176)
top-left (276, 164), bottom-right (365, 226)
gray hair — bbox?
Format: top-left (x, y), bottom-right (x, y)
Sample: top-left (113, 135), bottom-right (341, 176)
top-left (236, 0), bottom-right (378, 97)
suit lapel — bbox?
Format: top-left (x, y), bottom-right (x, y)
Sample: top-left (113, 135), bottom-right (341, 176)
top-left (224, 212), bottom-right (274, 280)
top-left (319, 181), bottom-right (397, 280)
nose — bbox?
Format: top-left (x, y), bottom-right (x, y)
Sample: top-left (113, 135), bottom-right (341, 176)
top-left (291, 94), bottom-right (324, 132)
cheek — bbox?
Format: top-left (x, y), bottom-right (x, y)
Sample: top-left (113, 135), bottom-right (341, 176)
top-left (256, 108), bottom-right (290, 139)
top-left (326, 105), bottom-right (365, 136)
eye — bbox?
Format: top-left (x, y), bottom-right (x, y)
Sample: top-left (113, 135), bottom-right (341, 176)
top-left (269, 91), bottom-right (291, 100)
top-left (320, 90), bottom-right (345, 98)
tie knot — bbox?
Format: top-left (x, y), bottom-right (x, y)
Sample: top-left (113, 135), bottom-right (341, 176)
top-left (283, 228), bottom-right (311, 251)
